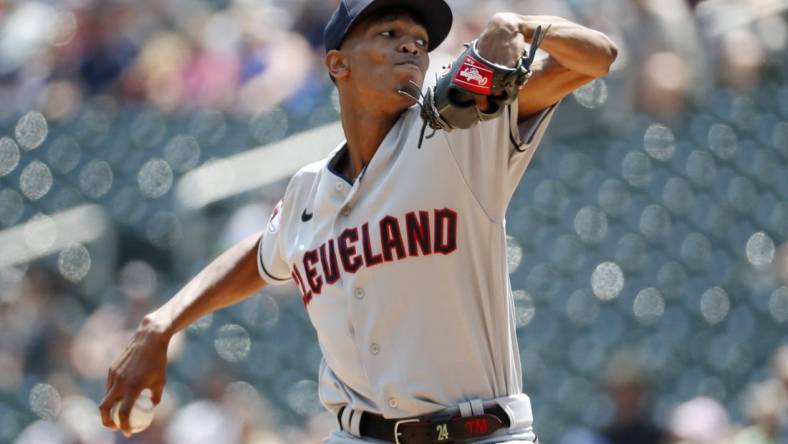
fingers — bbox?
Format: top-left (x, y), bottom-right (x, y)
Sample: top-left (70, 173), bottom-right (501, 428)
top-left (117, 391), bottom-right (139, 438)
top-left (151, 380), bottom-right (165, 405)
top-left (475, 96), bottom-right (491, 113)
top-left (105, 368), bottom-right (116, 392)
top-left (98, 387), bottom-right (121, 430)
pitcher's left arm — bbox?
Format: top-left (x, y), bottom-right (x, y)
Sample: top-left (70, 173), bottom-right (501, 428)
top-left (476, 13), bottom-right (619, 119)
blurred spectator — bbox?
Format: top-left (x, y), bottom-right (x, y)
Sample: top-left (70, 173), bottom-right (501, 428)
top-left (773, 346), bottom-right (788, 391)
top-left (694, 0), bottom-right (780, 91)
top-left (291, 0), bottom-right (339, 50)
top-left (76, 3), bottom-right (139, 95)
top-left (606, 0), bottom-right (709, 119)
top-left (599, 358), bottom-right (665, 444)
top-left (732, 380), bottom-right (785, 444)
top-left (667, 397), bottom-right (731, 444)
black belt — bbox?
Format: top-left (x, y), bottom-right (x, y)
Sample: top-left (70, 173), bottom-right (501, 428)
top-left (338, 405), bottom-right (511, 444)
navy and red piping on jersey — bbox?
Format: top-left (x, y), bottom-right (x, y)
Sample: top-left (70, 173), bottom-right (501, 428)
top-left (258, 239), bottom-right (290, 282)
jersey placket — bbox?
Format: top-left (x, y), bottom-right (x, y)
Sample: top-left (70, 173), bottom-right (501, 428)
top-left (329, 173), bottom-right (373, 388)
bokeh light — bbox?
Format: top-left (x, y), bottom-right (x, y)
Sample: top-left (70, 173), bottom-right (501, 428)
top-left (146, 211), bottom-right (182, 248)
top-left (46, 136), bottom-right (82, 175)
top-left (286, 380), bottom-right (322, 417)
top-left (708, 123), bottom-right (738, 160)
top-left (597, 179), bottom-right (631, 217)
top-left (15, 111), bottom-right (48, 151)
top-left (513, 289), bottom-right (536, 328)
top-left (188, 313), bottom-right (214, 335)
top-left (57, 243), bottom-right (92, 283)
top-left (700, 287), bottom-right (730, 325)
top-left (639, 205), bottom-right (672, 241)
top-left (769, 287), bottom-right (788, 323)
top-left (573, 78), bottom-right (608, 109)
top-left (591, 262), bottom-right (625, 301)
top-left (574, 206), bottom-right (608, 244)
top-left (681, 232), bottom-right (713, 272)
top-left (745, 232), bottom-right (775, 267)
top-left (533, 179), bottom-right (568, 218)
top-left (633, 288), bottom-right (665, 325)
top-left (165, 136), bottom-right (202, 173)
top-left (138, 159), bottom-right (174, 199)
top-left (644, 124), bottom-right (676, 161)
top-left (239, 294), bottom-right (280, 331)
top-left (130, 109), bottom-right (167, 148)
top-left (685, 150), bottom-right (717, 188)
top-left (727, 176), bottom-right (757, 213)
top-left (622, 152), bottom-right (652, 188)
top-left (0, 188), bottom-right (25, 226)
top-left (119, 260), bottom-right (158, 299)
top-left (224, 381), bottom-right (263, 415)
top-left (214, 324), bottom-right (251, 363)
top-left (566, 289), bottom-right (600, 326)
top-left (657, 261), bottom-right (688, 299)
top-left (19, 161), bottom-right (53, 200)
top-left (663, 178), bottom-right (695, 216)
top-left (507, 235), bottom-right (524, 273)
top-left (28, 383), bottom-right (61, 421)
top-left (616, 233), bottom-right (647, 272)
top-left (250, 108), bottom-right (289, 145)
top-left (0, 137), bottom-right (20, 177)
top-left (79, 160), bottom-right (114, 199)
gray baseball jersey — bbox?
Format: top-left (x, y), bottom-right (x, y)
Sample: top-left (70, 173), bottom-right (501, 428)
top-left (258, 99), bottom-right (557, 436)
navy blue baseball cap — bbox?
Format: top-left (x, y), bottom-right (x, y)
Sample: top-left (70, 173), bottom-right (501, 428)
top-left (324, 0), bottom-right (453, 52)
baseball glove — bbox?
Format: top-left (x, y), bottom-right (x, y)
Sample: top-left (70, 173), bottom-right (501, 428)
top-left (400, 25), bottom-right (549, 146)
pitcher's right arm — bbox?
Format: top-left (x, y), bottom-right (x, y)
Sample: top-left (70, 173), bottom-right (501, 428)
top-left (99, 232), bottom-right (267, 436)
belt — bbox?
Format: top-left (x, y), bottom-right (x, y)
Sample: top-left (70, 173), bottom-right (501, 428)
top-left (338, 405), bottom-right (511, 444)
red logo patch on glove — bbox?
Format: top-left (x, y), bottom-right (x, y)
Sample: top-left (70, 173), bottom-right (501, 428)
top-left (453, 54), bottom-right (494, 95)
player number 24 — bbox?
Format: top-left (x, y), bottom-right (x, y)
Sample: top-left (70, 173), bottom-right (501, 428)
top-left (436, 423), bottom-right (450, 441)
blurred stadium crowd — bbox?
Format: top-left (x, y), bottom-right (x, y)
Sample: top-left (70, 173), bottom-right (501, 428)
top-left (1, 0), bottom-right (788, 443)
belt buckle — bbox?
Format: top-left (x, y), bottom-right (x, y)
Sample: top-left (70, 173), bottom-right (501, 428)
top-left (393, 418), bottom-right (419, 444)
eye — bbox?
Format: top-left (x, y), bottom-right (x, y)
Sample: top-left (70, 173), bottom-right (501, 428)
top-left (380, 30), bottom-right (394, 38)
top-left (416, 38), bottom-right (427, 48)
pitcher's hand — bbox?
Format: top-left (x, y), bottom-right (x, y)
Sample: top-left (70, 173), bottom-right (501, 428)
top-left (99, 316), bottom-right (169, 437)
top-left (473, 13), bottom-right (535, 112)
top-left (476, 13), bottom-right (533, 68)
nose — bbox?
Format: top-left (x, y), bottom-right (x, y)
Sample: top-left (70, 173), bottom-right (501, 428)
top-left (399, 38), bottom-right (420, 56)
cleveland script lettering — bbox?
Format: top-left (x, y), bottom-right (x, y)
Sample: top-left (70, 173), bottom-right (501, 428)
top-left (294, 208), bottom-right (458, 305)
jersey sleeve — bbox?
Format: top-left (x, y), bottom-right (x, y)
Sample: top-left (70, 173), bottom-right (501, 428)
top-left (441, 101), bottom-right (559, 221)
top-left (257, 199), bottom-right (292, 286)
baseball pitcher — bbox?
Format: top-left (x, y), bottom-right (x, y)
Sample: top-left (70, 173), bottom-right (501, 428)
top-left (100, 1), bottom-right (618, 442)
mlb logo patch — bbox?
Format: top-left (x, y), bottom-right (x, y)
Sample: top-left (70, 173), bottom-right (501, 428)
top-left (452, 55), bottom-right (494, 95)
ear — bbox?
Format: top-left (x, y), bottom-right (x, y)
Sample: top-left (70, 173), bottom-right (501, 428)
top-left (325, 50), bottom-right (350, 80)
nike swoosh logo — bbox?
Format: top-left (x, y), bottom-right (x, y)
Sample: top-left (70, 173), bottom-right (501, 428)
top-left (301, 209), bottom-right (313, 222)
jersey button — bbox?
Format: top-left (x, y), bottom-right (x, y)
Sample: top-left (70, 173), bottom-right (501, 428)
top-left (341, 206), bottom-right (351, 216)
top-left (354, 288), bottom-right (365, 300)
top-left (335, 182), bottom-right (345, 193)
top-left (388, 398), bottom-right (399, 408)
top-left (370, 343), bottom-right (380, 355)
